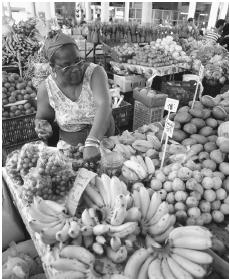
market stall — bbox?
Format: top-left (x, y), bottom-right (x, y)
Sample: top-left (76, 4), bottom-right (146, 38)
top-left (2, 12), bottom-right (229, 279)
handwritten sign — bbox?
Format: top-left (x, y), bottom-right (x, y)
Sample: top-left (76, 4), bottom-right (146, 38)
top-left (66, 168), bottom-right (97, 216)
top-left (191, 64), bottom-right (205, 109)
top-left (160, 119), bottom-right (175, 170)
top-left (164, 98), bottom-right (179, 113)
top-left (164, 119), bottom-right (175, 138)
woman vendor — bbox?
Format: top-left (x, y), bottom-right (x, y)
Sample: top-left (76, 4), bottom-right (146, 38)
top-left (35, 30), bottom-right (115, 162)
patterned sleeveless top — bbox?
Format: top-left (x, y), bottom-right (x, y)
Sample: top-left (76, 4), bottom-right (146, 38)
top-left (45, 63), bottom-right (97, 132)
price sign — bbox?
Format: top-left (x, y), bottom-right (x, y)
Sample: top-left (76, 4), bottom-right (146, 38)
top-left (199, 64), bottom-right (205, 81)
top-left (164, 98), bottom-right (179, 113)
top-left (66, 168), bottom-right (97, 216)
top-left (164, 119), bottom-right (175, 138)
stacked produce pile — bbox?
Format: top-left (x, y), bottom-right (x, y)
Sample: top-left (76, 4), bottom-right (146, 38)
top-left (2, 19), bottom-right (39, 66)
top-left (2, 72), bottom-right (37, 119)
top-left (180, 38), bottom-right (229, 84)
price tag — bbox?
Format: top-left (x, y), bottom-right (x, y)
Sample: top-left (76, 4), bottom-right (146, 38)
top-left (66, 168), bottom-right (97, 216)
top-left (164, 119), bottom-right (175, 138)
top-left (199, 64), bottom-right (205, 81)
top-left (164, 98), bottom-right (179, 113)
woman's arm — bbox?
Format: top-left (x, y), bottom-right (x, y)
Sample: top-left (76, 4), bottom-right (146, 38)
top-left (89, 65), bottom-right (112, 140)
top-left (35, 81), bottom-right (55, 139)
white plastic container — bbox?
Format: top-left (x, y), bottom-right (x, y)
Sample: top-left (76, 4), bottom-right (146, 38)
top-left (114, 74), bottom-right (146, 93)
top-left (183, 74), bottom-right (199, 82)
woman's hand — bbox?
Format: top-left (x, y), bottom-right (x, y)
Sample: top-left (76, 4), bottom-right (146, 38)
top-left (83, 146), bottom-right (101, 162)
top-left (35, 119), bottom-right (53, 140)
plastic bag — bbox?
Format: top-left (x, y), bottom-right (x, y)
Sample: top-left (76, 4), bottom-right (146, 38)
top-left (6, 150), bottom-right (23, 185)
top-left (17, 141), bottom-right (45, 179)
top-left (100, 148), bottom-right (125, 176)
top-left (37, 145), bottom-right (72, 176)
top-left (22, 168), bottom-right (53, 203)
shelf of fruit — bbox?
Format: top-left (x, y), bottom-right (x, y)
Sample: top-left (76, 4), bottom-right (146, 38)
top-left (110, 36), bottom-right (191, 78)
top-left (2, 72), bottom-right (37, 119)
top-left (3, 90), bottom-right (229, 278)
top-left (2, 19), bottom-right (40, 67)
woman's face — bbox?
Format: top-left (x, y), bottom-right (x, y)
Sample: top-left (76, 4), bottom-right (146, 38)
top-left (53, 44), bottom-right (84, 85)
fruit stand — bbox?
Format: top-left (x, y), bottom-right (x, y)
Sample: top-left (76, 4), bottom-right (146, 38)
top-left (2, 17), bottom-right (229, 279)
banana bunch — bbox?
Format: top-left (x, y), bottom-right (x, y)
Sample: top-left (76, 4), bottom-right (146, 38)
top-left (82, 175), bottom-right (132, 225)
top-left (113, 143), bottom-right (136, 159)
top-left (28, 197), bottom-right (81, 244)
top-left (122, 156), bottom-right (155, 182)
top-left (124, 226), bottom-right (213, 279)
top-left (49, 245), bottom-right (101, 279)
top-left (132, 188), bottom-right (176, 242)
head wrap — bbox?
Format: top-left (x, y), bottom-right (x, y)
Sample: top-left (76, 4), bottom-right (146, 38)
top-left (44, 30), bottom-right (77, 61)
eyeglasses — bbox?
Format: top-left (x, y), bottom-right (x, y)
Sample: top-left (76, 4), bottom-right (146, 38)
top-left (56, 59), bottom-right (85, 73)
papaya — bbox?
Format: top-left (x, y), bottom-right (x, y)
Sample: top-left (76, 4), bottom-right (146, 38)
top-left (201, 95), bottom-right (215, 108)
top-left (202, 159), bottom-right (217, 171)
top-left (183, 123), bottom-right (197, 134)
top-left (208, 135), bottom-right (217, 142)
top-left (204, 142), bottom-right (217, 153)
top-left (202, 109), bottom-right (211, 120)
top-left (191, 144), bottom-right (204, 155)
top-left (178, 106), bottom-right (189, 113)
top-left (210, 149), bottom-right (224, 164)
top-left (212, 106), bottom-right (227, 120)
top-left (172, 130), bottom-right (187, 142)
top-left (189, 108), bottom-right (204, 118)
top-left (205, 118), bottom-right (218, 129)
top-left (190, 118), bottom-right (206, 129)
top-left (174, 112), bottom-right (192, 124)
top-left (199, 127), bottom-right (214, 137)
top-left (191, 134), bottom-right (208, 145)
top-left (182, 138), bottom-right (197, 147)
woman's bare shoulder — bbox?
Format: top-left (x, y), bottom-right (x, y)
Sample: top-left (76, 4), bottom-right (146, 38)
top-left (37, 80), bottom-right (49, 100)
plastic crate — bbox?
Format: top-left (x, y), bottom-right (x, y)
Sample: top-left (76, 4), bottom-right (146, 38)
top-left (133, 88), bottom-right (167, 108)
top-left (160, 81), bottom-right (196, 106)
top-left (112, 101), bottom-right (133, 130)
top-left (133, 101), bottom-right (164, 131)
top-left (114, 74), bottom-right (146, 93)
top-left (2, 113), bottom-right (38, 148)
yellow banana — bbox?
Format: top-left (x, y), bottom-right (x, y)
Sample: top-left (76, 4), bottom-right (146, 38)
top-left (130, 155), bottom-right (140, 163)
top-left (88, 208), bottom-right (99, 224)
top-left (80, 226), bottom-right (93, 236)
top-left (106, 246), bottom-right (128, 263)
top-left (136, 155), bottom-right (148, 174)
top-left (33, 196), bottom-right (66, 217)
top-left (110, 236), bottom-right (122, 252)
top-left (56, 221), bottom-right (70, 242)
top-left (110, 177), bottom-right (124, 208)
top-left (146, 192), bottom-right (162, 221)
top-left (93, 224), bottom-right (110, 235)
top-left (124, 248), bottom-right (152, 279)
top-left (50, 258), bottom-right (88, 273)
top-left (83, 235), bottom-right (93, 249)
top-left (109, 222), bottom-right (138, 238)
top-left (146, 134), bottom-right (161, 150)
top-left (101, 174), bottom-right (112, 208)
top-left (68, 220), bottom-right (80, 238)
top-left (125, 193), bottom-right (133, 209)
top-left (85, 184), bottom-right (104, 208)
top-left (170, 237), bottom-right (212, 250)
top-left (161, 257), bottom-right (176, 279)
top-left (95, 176), bottom-right (108, 206)
top-left (132, 182), bottom-right (144, 191)
top-left (133, 190), bottom-right (141, 209)
top-left (168, 226), bottom-right (212, 241)
top-left (171, 253), bottom-right (206, 278)
top-left (81, 209), bottom-right (95, 227)
top-left (41, 219), bottom-right (65, 239)
top-left (83, 193), bottom-right (98, 209)
top-left (148, 213), bottom-right (173, 236)
top-left (139, 187), bottom-right (150, 219)
top-left (125, 207), bottom-right (142, 222)
top-left (144, 156), bottom-right (155, 176)
top-left (120, 181), bottom-right (128, 195)
top-left (92, 242), bottom-right (104, 255)
top-left (124, 160), bottom-right (147, 180)
top-left (111, 194), bottom-right (127, 226)
top-left (171, 248), bottom-right (213, 264)
top-left (154, 226), bottom-right (174, 243)
top-left (29, 219), bottom-right (60, 233)
top-left (137, 255), bottom-right (156, 279)
top-left (122, 165), bottom-right (139, 181)
top-left (72, 234), bottom-right (83, 247)
top-left (147, 201), bottom-right (169, 226)
top-left (167, 256), bottom-right (193, 279)
top-left (148, 258), bottom-right (164, 279)
top-left (145, 234), bottom-right (162, 249)
top-left (60, 245), bottom-right (95, 266)
top-left (51, 271), bottom-right (86, 279)
top-left (40, 231), bottom-right (57, 245)
top-left (95, 235), bottom-right (106, 245)
top-left (28, 204), bottom-right (59, 223)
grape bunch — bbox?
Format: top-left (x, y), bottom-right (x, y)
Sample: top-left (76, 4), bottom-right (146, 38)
top-left (59, 143), bottom-right (84, 160)
top-left (51, 170), bottom-right (76, 197)
top-left (22, 170), bottom-right (53, 203)
top-left (17, 145), bottom-right (39, 177)
top-left (6, 151), bottom-right (23, 184)
top-left (37, 150), bottom-right (69, 176)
